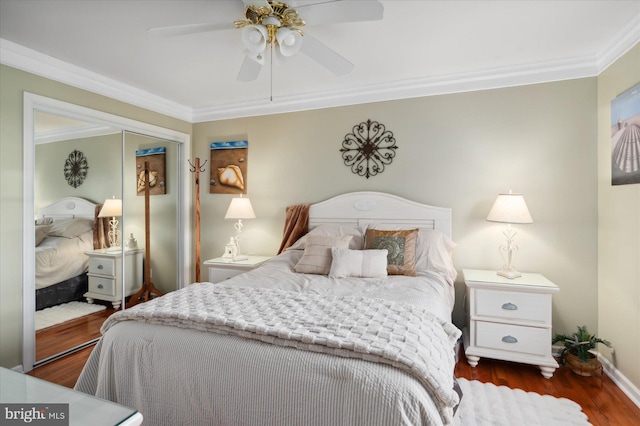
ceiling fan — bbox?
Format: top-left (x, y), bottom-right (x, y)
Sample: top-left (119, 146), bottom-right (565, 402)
top-left (148, 0), bottom-right (384, 82)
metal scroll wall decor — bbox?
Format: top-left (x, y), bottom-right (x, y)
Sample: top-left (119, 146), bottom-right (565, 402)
top-left (340, 119), bottom-right (397, 178)
top-left (63, 150), bottom-right (89, 188)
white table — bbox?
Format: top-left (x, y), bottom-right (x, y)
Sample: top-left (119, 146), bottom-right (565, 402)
top-left (204, 255), bottom-right (273, 283)
top-left (83, 248), bottom-right (143, 309)
top-left (0, 367), bottom-right (142, 425)
top-left (462, 269), bottom-right (560, 378)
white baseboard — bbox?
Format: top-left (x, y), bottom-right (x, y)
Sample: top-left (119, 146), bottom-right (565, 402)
top-left (599, 354), bottom-right (640, 409)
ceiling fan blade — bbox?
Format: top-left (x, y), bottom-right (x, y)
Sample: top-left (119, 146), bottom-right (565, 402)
top-left (296, 0), bottom-right (383, 25)
top-left (299, 34), bottom-right (353, 76)
top-left (148, 22), bottom-right (235, 37)
top-left (237, 53), bottom-right (264, 82)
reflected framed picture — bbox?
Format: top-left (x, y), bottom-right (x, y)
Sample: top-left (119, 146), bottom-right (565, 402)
top-left (135, 147), bottom-right (166, 195)
top-left (611, 82), bottom-right (640, 185)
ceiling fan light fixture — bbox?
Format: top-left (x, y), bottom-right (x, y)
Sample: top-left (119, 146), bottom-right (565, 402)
top-left (262, 16), bottom-right (281, 27)
top-left (241, 25), bottom-right (268, 53)
top-left (276, 27), bottom-right (302, 56)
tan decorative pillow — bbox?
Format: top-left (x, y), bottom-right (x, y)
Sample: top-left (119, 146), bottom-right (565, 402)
top-left (48, 218), bottom-right (93, 238)
top-left (364, 228), bottom-right (418, 276)
top-left (35, 224), bottom-right (51, 246)
top-left (294, 235), bottom-right (352, 275)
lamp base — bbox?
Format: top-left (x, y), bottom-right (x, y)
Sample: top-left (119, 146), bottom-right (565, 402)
top-left (497, 269), bottom-right (522, 279)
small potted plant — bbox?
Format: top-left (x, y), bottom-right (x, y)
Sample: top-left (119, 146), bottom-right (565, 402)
top-left (552, 325), bottom-right (612, 377)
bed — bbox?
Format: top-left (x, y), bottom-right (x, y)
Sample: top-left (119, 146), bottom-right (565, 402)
top-left (75, 191), bottom-right (462, 425)
top-left (35, 197), bottom-right (97, 310)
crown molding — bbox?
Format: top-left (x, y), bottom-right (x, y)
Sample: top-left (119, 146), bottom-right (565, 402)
top-left (0, 39), bottom-right (192, 122)
top-left (192, 55), bottom-right (600, 122)
top-left (35, 123), bottom-right (120, 144)
top-left (2, 19), bottom-right (639, 124)
top-left (596, 14), bottom-right (640, 73)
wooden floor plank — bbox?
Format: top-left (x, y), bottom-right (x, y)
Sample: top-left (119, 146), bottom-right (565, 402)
top-left (36, 304), bottom-right (115, 361)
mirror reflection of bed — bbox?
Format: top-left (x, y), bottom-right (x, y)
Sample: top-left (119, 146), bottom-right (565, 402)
top-left (24, 97), bottom-right (191, 373)
top-left (34, 197), bottom-right (119, 361)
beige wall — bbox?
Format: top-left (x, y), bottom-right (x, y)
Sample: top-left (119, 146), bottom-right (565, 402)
top-left (0, 64), bottom-right (191, 368)
top-left (35, 134), bottom-right (122, 209)
top-left (194, 78), bottom-right (599, 336)
top-left (597, 43), bottom-right (640, 387)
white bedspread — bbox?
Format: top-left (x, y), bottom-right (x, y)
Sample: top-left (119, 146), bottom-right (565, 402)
top-left (222, 250), bottom-right (455, 321)
top-left (76, 251), bottom-right (461, 425)
top-left (35, 230), bottom-right (92, 289)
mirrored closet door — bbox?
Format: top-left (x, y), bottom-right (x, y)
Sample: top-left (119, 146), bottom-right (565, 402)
top-left (33, 112), bottom-right (123, 363)
top-left (23, 93), bottom-right (191, 372)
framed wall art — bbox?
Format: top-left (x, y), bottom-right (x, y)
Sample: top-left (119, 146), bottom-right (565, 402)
top-left (340, 119), bottom-right (397, 179)
top-left (611, 82), bottom-right (640, 186)
top-left (135, 147), bottom-right (166, 195)
top-left (210, 140), bottom-right (248, 194)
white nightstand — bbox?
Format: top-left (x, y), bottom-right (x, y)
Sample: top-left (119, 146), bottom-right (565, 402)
top-left (462, 268), bottom-right (559, 378)
top-left (84, 248), bottom-right (143, 309)
top-left (204, 255), bottom-right (273, 283)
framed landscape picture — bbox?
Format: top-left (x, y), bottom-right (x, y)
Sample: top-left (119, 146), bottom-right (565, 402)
top-left (611, 82), bottom-right (640, 185)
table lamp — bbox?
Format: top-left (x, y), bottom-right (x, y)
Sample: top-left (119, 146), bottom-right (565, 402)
top-left (224, 196), bottom-right (256, 258)
top-left (486, 191), bottom-right (533, 279)
top-left (98, 196), bottom-right (122, 249)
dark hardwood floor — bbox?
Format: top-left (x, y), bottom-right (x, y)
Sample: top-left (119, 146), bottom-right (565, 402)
top-left (455, 350), bottom-right (640, 425)
top-left (28, 317), bottom-right (640, 425)
top-left (36, 304), bottom-right (116, 361)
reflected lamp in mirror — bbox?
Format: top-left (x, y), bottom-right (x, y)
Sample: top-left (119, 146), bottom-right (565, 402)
top-left (486, 191), bottom-right (533, 279)
top-left (98, 197), bottom-right (122, 249)
top-left (224, 196), bottom-right (256, 259)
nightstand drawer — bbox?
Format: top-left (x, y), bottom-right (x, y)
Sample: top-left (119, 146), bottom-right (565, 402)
top-left (88, 257), bottom-right (115, 277)
top-left (475, 289), bottom-right (550, 323)
top-left (89, 277), bottom-right (116, 296)
top-left (475, 321), bottom-right (548, 356)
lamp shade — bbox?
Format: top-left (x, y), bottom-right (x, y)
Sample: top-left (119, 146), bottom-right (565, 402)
top-left (241, 25), bottom-right (268, 53)
top-left (486, 193), bottom-right (533, 224)
top-left (276, 27), bottom-right (302, 56)
top-left (98, 197), bottom-right (122, 218)
top-left (225, 197), bottom-right (256, 220)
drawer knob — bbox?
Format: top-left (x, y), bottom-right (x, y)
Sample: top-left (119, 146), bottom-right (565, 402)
top-left (98, 284), bottom-right (104, 289)
top-left (501, 302), bottom-right (518, 311)
top-left (97, 264), bottom-right (104, 270)
top-left (502, 335), bottom-right (518, 344)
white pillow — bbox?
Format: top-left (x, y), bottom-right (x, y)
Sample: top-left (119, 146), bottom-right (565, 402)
top-left (48, 218), bottom-right (93, 238)
top-left (420, 229), bottom-right (458, 284)
top-left (288, 224), bottom-right (365, 251)
top-left (329, 248), bottom-right (388, 279)
top-left (294, 235), bottom-right (352, 275)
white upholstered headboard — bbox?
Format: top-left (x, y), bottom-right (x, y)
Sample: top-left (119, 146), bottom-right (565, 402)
top-left (309, 192), bottom-right (452, 238)
top-left (36, 197), bottom-right (97, 221)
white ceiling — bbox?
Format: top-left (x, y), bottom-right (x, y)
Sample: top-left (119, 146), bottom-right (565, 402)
top-left (1, 0), bottom-right (639, 123)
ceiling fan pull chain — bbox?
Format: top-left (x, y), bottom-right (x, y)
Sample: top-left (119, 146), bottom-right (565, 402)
top-left (270, 42), bottom-right (274, 103)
